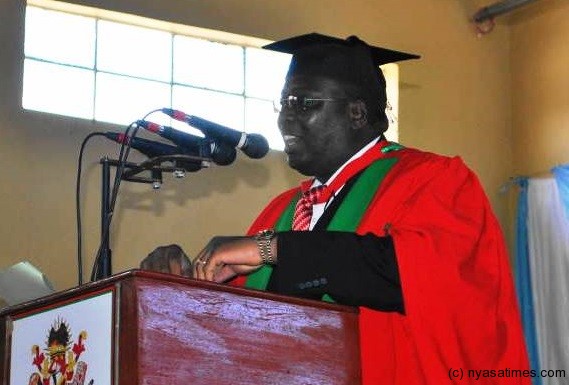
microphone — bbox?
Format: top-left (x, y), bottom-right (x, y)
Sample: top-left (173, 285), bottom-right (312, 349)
top-left (104, 132), bottom-right (204, 172)
top-left (161, 108), bottom-right (269, 159)
top-left (104, 132), bottom-right (186, 158)
top-left (136, 121), bottom-right (237, 166)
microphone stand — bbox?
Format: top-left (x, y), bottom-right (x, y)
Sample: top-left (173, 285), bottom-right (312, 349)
top-left (93, 154), bottom-right (210, 281)
top-left (96, 157), bottom-right (113, 280)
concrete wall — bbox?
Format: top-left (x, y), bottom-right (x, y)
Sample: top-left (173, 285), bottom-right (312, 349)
top-left (511, 0), bottom-right (569, 175)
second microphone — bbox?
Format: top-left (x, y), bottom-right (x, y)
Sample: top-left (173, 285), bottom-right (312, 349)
top-left (136, 120), bottom-right (237, 166)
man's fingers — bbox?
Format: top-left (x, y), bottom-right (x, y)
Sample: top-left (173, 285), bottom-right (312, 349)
top-left (195, 257), bottom-right (208, 280)
top-left (193, 248), bottom-right (211, 280)
top-left (193, 238), bottom-right (264, 282)
top-left (213, 266), bottom-right (237, 283)
top-left (168, 260), bottom-right (182, 276)
top-left (204, 258), bottom-right (224, 282)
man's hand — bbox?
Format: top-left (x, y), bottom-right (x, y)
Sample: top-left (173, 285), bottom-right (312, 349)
top-left (194, 236), bottom-right (276, 283)
top-left (140, 244), bottom-right (193, 277)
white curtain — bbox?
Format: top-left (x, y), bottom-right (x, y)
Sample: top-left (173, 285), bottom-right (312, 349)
top-left (527, 177), bottom-right (569, 384)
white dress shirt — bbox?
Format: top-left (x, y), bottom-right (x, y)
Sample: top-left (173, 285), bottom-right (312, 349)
top-left (308, 137), bottom-right (380, 230)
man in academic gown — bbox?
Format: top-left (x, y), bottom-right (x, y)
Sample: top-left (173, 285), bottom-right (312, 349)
top-left (190, 33), bottom-right (532, 385)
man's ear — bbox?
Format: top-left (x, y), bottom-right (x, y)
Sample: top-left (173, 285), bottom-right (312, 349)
top-left (348, 100), bottom-right (368, 129)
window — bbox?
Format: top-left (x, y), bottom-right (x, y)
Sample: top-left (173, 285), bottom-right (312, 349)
top-left (23, 1), bottom-right (398, 150)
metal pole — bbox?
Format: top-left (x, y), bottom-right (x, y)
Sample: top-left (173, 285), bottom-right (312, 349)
top-left (472, 0), bottom-right (537, 23)
top-left (97, 156), bottom-right (112, 280)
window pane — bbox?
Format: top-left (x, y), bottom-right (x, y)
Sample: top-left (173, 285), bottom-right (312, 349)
top-left (381, 63), bottom-right (399, 142)
top-left (245, 47), bottom-right (290, 100)
top-left (97, 20), bottom-right (172, 82)
top-left (23, 59), bottom-right (94, 119)
top-left (25, 6), bottom-right (95, 68)
top-left (172, 85), bottom-right (244, 134)
top-left (245, 98), bottom-right (283, 150)
top-left (95, 73), bottom-right (171, 125)
top-left (174, 36), bottom-right (244, 94)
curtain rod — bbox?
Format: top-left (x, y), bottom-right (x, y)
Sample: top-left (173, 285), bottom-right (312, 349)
top-left (499, 167), bottom-right (563, 194)
top-left (472, 0), bottom-right (538, 23)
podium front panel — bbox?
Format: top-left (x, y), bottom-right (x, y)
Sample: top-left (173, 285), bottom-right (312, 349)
top-left (1, 270), bottom-right (361, 385)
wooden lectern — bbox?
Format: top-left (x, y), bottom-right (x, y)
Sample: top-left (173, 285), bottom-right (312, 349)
top-left (0, 270), bottom-right (361, 385)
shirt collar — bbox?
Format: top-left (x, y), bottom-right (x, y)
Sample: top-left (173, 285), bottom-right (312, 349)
top-left (312, 137), bottom-right (381, 188)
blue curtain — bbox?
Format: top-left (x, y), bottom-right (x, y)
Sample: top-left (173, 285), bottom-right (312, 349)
top-left (514, 178), bottom-right (542, 385)
top-left (552, 165), bottom-right (569, 220)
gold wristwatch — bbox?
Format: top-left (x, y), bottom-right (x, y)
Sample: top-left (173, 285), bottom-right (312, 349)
top-left (255, 229), bottom-right (276, 265)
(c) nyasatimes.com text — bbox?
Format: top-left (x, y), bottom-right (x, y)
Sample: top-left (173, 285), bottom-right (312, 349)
top-left (448, 367), bottom-right (566, 380)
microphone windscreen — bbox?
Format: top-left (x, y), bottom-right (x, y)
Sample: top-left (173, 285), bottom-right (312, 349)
top-left (243, 133), bottom-right (270, 159)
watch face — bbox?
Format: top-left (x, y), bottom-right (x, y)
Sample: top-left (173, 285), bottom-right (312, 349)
top-left (257, 229), bottom-right (275, 239)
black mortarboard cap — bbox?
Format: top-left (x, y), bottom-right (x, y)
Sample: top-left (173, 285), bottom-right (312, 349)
top-left (263, 32), bottom-right (420, 67)
top-left (263, 33), bottom-right (420, 128)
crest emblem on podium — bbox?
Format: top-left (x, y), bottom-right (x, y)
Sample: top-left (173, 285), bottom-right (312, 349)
top-left (9, 291), bottom-right (113, 385)
top-left (29, 317), bottom-right (90, 385)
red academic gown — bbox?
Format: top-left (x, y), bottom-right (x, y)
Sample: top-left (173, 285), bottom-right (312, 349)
top-left (237, 145), bottom-right (531, 385)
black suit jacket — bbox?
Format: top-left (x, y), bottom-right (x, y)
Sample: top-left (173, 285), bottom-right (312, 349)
top-left (266, 174), bottom-right (404, 313)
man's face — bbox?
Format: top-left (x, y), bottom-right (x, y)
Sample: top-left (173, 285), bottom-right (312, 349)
top-left (277, 75), bottom-right (358, 181)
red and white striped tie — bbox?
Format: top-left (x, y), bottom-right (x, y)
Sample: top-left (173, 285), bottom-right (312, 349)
top-left (290, 140), bottom-right (391, 231)
top-left (292, 185), bottom-right (331, 231)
